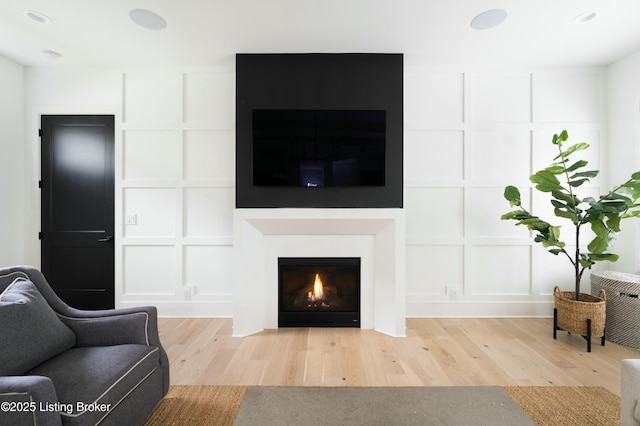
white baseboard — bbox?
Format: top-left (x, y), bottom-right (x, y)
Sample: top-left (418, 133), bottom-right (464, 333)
top-left (119, 300), bottom-right (554, 320)
top-left (119, 300), bottom-right (233, 318)
top-left (406, 300), bottom-right (554, 318)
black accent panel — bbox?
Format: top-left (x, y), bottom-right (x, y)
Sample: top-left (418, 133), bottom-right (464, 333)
top-left (236, 53), bottom-right (403, 208)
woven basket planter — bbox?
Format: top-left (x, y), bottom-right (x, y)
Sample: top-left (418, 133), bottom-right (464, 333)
top-left (553, 286), bottom-right (606, 351)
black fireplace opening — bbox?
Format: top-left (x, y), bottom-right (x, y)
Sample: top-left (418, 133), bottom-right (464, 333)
top-left (278, 257), bottom-right (360, 328)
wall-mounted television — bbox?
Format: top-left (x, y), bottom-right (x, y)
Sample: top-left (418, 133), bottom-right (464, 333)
top-left (236, 53), bottom-right (403, 208)
top-left (252, 109), bottom-right (386, 187)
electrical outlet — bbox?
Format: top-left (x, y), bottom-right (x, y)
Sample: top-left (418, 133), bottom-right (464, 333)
top-left (183, 285), bottom-right (196, 300)
top-left (446, 286), bottom-right (461, 301)
top-left (125, 214), bottom-right (137, 225)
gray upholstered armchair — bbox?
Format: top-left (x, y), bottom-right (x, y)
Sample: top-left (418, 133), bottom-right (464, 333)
top-left (622, 359), bottom-right (640, 426)
top-left (0, 265), bottom-right (169, 425)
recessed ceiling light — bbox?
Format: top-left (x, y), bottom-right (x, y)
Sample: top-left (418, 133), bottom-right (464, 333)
top-left (42, 49), bottom-right (63, 60)
top-left (471, 9), bottom-right (508, 30)
top-left (129, 8), bottom-right (167, 30)
top-left (24, 10), bottom-right (53, 24)
top-left (573, 10), bottom-right (598, 24)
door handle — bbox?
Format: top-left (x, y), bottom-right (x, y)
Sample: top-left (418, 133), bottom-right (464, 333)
top-left (97, 236), bottom-right (113, 242)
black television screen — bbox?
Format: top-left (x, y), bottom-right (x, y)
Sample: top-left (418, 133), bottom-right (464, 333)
top-left (252, 109), bottom-right (386, 187)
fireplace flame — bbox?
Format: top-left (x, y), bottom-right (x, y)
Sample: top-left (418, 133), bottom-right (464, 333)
top-left (308, 273), bottom-right (325, 302)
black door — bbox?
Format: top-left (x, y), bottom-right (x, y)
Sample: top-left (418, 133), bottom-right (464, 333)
top-left (41, 115), bottom-right (115, 309)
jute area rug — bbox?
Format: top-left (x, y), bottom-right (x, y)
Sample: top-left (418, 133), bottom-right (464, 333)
top-left (144, 385), bottom-right (619, 426)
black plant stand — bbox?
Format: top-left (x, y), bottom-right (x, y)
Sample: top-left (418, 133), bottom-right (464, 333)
top-left (554, 308), bottom-right (606, 352)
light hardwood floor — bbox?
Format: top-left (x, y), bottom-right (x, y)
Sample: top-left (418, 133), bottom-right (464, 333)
top-left (158, 317), bottom-right (640, 396)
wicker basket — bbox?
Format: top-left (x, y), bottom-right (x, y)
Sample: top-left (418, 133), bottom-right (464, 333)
top-left (591, 271), bottom-right (640, 348)
top-left (553, 286), bottom-right (606, 338)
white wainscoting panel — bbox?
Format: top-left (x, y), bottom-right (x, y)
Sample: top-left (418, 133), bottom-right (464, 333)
top-left (183, 130), bottom-right (234, 181)
top-left (183, 188), bottom-right (233, 237)
top-left (123, 188), bottom-right (177, 237)
top-left (124, 245), bottom-right (176, 295)
top-left (124, 130), bottom-right (178, 180)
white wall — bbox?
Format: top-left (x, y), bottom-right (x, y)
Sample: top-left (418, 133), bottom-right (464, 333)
top-left (404, 64), bottom-right (605, 316)
top-left (607, 51), bottom-right (640, 274)
top-left (0, 56), bottom-right (25, 266)
top-left (22, 59), bottom-right (611, 317)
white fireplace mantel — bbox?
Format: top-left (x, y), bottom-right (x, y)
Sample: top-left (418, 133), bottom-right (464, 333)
top-left (232, 208), bottom-right (406, 337)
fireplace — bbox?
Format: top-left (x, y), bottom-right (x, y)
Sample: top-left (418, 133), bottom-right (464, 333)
top-left (279, 257), bottom-right (360, 327)
top-left (232, 208), bottom-right (406, 337)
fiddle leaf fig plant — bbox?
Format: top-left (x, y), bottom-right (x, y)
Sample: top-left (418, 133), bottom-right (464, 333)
top-left (501, 130), bottom-right (640, 300)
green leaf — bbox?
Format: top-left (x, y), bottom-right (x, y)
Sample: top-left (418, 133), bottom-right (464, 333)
top-left (503, 186), bottom-right (521, 207)
top-left (603, 192), bottom-right (632, 202)
top-left (554, 207), bottom-right (577, 221)
top-left (550, 200), bottom-right (567, 209)
top-left (529, 221), bottom-right (551, 232)
top-left (579, 258), bottom-right (595, 269)
top-left (622, 209), bottom-right (640, 219)
top-left (566, 160), bottom-right (588, 172)
top-left (601, 200), bottom-right (629, 214)
top-left (632, 171), bottom-right (640, 180)
top-left (549, 226), bottom-right (561, 241)
top-left (552, 190), bottom-right (579, 206)
top-left (606, 215), bottom-right (621, 232)
top-left (530, 170), bottom-right (562, 192)
top-left (568, 178), bottom-right (589, 187)
top-left (569, 170), bottom-right (599, 179)
top-left (590, 253), bottom-right (619, 262)
top-left (518, 218), bottom-right (542, 225)
top-left (501, 211), bottom-right (527, 221)
top-left (588, 220), bottom-right (610, 253)
top-left (545, 165), bottom-right (566, 175)
top-left (554, 142), bottom-right (589, 161)
top-left (552, 130), bottom-right (569, 146)
top-left (540, 239), bottom-right (566, 249)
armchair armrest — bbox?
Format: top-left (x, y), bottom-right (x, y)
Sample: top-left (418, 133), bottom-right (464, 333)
top-left (0, 376), bottom-right (62, 426)
top-left (59, 306), bottom-right (161, 348)
top-left (59, 305), bottom-right (171, 394)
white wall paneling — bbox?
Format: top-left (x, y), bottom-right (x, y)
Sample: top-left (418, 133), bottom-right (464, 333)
top-left (471, 245), bottom-right (531, 295)
top-left (119, 70), bottom-right (235, 316)
top-left (404, 71), bottom-right (464, 127)
top-left (534, 72), bottom-right (602, 124)
top-left (468, 73), bottom-right (531, 123)
top-left (404, 67), bottom-right (605, 318)
top-left (183, 245), bottom-right (234, 296)
top-left (123, 188), bottom-right (177, 238)
top-left (183, 188), bottom-right (233, 237)
top-left (0, 56), bottom-right (25, 266)
top-left (123, 131), bottom-right (179, 180)
top-left (17, 62), bottom-right (615, 319)
top-left (123, 245), bottom-right (176, 295)
top-left (124, 73), bottom-right (179, 125)
top-left (183, 73), bottom-right (235, 125)
top-left (183, 130), bottom-right (234, 182)
top-left (404, 130), bottom-right (464, 185)
top-left (607, 52), bottom-right (640, 273)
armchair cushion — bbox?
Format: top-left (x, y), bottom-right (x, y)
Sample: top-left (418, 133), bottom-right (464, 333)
top-left (28, 344), bottom-right (161, 425)
top-left (0, 278), bottom-right (76, 375)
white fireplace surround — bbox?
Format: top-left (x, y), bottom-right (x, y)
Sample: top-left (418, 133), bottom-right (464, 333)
top-left (233, 208), bottom-right (406, 337)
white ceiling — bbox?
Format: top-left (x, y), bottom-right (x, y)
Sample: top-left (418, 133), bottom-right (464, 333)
top-left (1, 0), bottom-right (640, 68)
